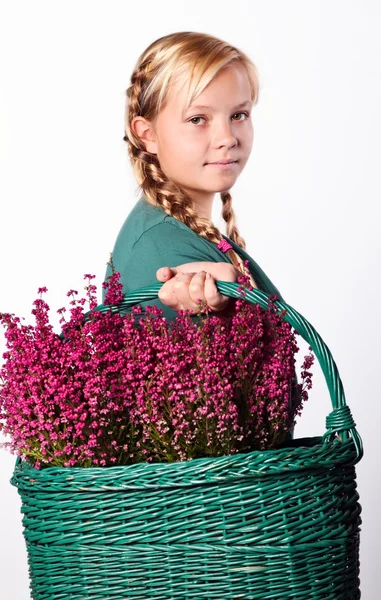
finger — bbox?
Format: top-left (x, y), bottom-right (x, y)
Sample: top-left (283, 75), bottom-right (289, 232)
top-left (173, 272), bottom-right (202, 311)
top-left (158, 276), bottom-right (182, 310)
top-left (158, 272), bottom-right (194, 310)
top-left (188, 271), bottom-right (209, 307)
top-left (156, 266), bottom-right (176, 281)
top-left (204, 273), bottom-right (230, 312)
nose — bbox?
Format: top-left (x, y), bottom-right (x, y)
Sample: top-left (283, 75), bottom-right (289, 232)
top-left (212, 118), bottom-right (238, 148)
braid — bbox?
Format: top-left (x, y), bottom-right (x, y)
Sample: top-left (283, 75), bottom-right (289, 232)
top-left (123, 33), bottom-right (259, 290)
top-left (221, 190), bottom-right (247, 249)
top-left (220, 190), bottom-right (257, 287)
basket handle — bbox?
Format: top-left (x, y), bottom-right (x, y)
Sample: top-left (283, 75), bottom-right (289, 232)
top-left (85, 281), bottom-right (363, 463)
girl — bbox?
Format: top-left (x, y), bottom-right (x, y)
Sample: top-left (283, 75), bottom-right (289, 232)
top-left (103, 31), bottom-right (286, 327)
top-left (103, 30), bottom-right (296, 440)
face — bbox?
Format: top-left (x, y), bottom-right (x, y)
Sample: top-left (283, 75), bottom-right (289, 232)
top-left (131, 63), bottom-right (254, 219)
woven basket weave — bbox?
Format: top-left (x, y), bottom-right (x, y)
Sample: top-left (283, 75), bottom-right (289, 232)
top-left (10, 281), bottom-right (363, 600)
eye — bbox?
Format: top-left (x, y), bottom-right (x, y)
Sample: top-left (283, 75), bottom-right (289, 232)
top-left (232, 111), bottom-right (250, 121)
top-left (188, 112), bottom-right (250, 125)
top-left (189, 116), bottom-right (206, 125)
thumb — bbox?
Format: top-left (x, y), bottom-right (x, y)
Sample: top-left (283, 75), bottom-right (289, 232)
top-left (156, 266), bottom-right (177, 281)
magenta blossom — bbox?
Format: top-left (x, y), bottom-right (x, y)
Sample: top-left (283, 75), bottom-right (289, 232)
top-left (0, 258), bottom-right (314, 469)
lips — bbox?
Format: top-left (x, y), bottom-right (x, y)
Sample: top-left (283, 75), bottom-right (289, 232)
top-left (207, 160), bottom-right (237, 165)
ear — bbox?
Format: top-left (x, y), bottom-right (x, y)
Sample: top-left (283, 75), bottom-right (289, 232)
top-left (130, 116), bottom-right (158, 155)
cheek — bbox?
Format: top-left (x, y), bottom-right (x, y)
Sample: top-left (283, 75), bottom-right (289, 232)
top-left (249, 123), bottom-right (255, 145)
top-left (242, 122), bottom-right (254, 147)
top-left (162, 131), bottom-right (190, 159)
top-left (178, 129), bottom-right (205, 152)
top-left (167, 136), bottom-right (205, 167)
top-left (158, 139), bottom-right (198, 178)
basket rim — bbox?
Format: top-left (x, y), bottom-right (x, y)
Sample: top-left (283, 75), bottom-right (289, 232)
top-left (10, 435), bottom-right (359, 493)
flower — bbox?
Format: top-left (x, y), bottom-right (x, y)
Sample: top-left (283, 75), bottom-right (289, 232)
top-left (0, 257), bottom-right (314, 469)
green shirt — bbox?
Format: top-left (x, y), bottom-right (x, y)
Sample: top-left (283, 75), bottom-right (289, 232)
top-left (103, 193), bottom-right (284, 322)
top-left (103, 193), bottom-right (296, 441)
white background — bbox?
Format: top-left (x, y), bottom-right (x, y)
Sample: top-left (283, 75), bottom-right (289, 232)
top-left (0, 1), bottom-right (379, 598)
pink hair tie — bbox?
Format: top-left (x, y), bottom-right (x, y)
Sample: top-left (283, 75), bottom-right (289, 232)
top-left (217, 239), bottom-right (233, 253)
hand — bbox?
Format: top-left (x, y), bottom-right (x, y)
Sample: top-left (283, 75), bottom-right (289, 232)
top-left (156, 262), bottom-right (238, 314)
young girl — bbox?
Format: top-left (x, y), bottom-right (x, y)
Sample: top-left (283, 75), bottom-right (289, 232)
top-left (103, 31), bottom-right (286, 327)
top-left (103, 30), bottom-right (296, 440)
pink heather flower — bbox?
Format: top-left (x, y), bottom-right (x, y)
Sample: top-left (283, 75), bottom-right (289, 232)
top-left (0, 258), bottom-right (314, 469)
top-left (102, 255), bottom-right (125, 306)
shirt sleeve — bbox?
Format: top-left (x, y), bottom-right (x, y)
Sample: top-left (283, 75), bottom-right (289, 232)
top-left (109, 221), bottom-right (230, 326)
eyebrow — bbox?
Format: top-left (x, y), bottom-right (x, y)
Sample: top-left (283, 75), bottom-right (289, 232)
top-left (186, 100), bottom-right (252, 112)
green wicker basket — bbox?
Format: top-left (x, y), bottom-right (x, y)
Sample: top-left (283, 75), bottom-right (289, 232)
top-left (10, 281), bottom-right (363, 600)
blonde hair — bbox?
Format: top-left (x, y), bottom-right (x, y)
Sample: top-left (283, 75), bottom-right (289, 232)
top-left (123, 31), bottom-right (260, 288)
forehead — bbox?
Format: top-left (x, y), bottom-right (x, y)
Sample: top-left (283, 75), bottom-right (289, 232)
top-left (166, 65), bottom-right (251, 117)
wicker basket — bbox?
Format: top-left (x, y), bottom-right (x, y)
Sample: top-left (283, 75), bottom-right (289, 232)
top-left (10, 281), bottom-right (363, 600)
